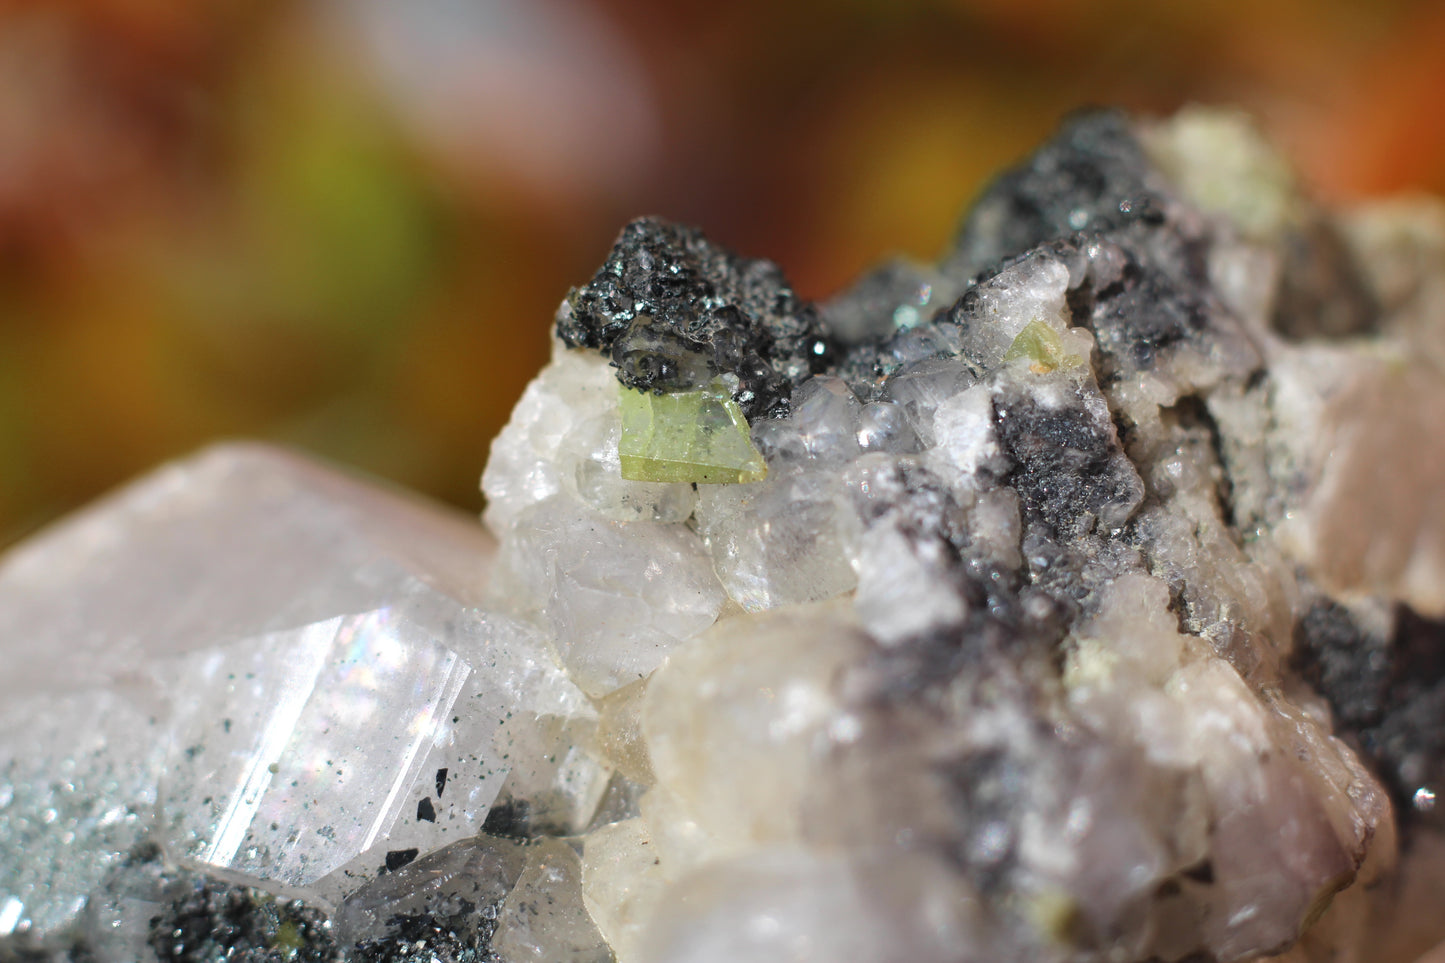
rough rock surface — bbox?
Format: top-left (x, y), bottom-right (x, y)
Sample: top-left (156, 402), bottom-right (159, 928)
top-left (5, 107), bottom-right (1445, 963)
top-left (556, 217), bottom-right (836, 420)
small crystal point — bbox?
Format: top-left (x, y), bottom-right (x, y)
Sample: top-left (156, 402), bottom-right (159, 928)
top-left (1002, 319), bottom-right (1082, 373)
top-left (618, 385), bottom-right (767, 484)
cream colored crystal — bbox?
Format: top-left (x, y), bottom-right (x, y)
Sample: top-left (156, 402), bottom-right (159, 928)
top-left (642, 601), bottom-right (870, 864)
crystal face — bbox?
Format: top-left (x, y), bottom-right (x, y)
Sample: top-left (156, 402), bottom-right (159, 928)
top-left (158, 609), bottom-right (493, 892)
top-left (1002, 319), bottom-right (1085, 372)
top-left (7, 108), bottom-right (1445, 963)
top-left (617, 386), bottom-right (767, 484)
top-left (0, 445), bottom-right (600, 945)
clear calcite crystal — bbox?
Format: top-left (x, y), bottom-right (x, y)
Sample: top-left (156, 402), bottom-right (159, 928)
top-left (7, 108), bottom-right (1445, 963)
top-left (0, 445), bottom-right (600, 951)
top-left (158, 607), bottom-right (495, 895)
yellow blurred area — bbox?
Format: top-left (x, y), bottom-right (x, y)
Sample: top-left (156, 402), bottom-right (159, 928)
top-left (2, 0), bottom-right (1443, 545)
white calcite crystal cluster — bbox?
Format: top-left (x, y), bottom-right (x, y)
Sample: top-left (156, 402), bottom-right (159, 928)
top-left (4, 107), bottom-right (1445, 963)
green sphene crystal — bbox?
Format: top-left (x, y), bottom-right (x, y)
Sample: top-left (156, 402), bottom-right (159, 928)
top-left (618, 385), bottom-right (768, 484)
top-left (1003, 319), bottom-right (1084, 373)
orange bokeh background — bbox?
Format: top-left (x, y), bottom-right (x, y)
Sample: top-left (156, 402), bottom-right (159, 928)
top-left (2, 0), bottom-right (1443, 546)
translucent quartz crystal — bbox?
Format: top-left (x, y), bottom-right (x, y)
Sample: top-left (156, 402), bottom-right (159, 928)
top-left (617, 386), bottom-right (767, 484)
top-left (494, 496), bottom-right (727, 697)
top-left (0, 444), bottom-right (600, 945)
top-left (157, 607), bottom-right (503, 897)
top-left (634, 848), bottom-right (981, 963)
top-left (490, 838), bottom-right (611, 962)
top-left (692, 469), bottom-right (859, 612)
top-left (880, 357), bottom-right (976, 446)
top-left (0, 445), bottom-right (499, 702)
top-left (333, 833), bottom-right (529, 950)
top-left (641, 602), bottom-right (871, 862)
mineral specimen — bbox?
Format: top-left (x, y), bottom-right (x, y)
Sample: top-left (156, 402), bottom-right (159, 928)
top-left (5, 106), bottom-right (1445, 963)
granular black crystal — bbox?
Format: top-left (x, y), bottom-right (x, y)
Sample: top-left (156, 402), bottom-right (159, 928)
top-left (557, 216), bottom-right (836, 418)
top-left (148, 877), bottom-right (338, 963)
top-left (947, 109), bottom-right (1167, 280)
top-left (350, 909), bottom-right (498, 963)
top-left (1294, 598), bottom-right (1445, 821)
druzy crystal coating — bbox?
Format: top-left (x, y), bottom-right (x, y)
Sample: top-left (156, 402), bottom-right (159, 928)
top-left (556, 217), bottom-right (835, 419)
top-left (5, 107), bottom-right (1445, 963)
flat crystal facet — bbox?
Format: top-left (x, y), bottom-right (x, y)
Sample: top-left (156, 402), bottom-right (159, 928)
top-left (495, 496), bottom-right (726, 697)
top-left (0, 444), bottom-right (600, 944)
top-left (491, 838), bottom-right (612, 962)
top-left (618, 386), bottom-right (767, 484)
top-left (1002, 318), bottom-right (1085, 372)
top-left (333, 834), bottom-right (529, 954)
top-left (157, 608), bottom-right (498, 892)
top-left (0, 443), bottom-right (496, 701)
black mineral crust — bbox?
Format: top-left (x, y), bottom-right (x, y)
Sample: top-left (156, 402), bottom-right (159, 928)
top-left (949, 110), bottom-right (1245, 383)
top-left (148, 877), bottom-right (339, 963)
top-left (946, 108), bottom-right (1170, 280)
top-left (349, 907), bottom-right (500, 963)
top-left (556, 216), bottom-right (836, 418)
top-left (1293, 597), bottom-right (1445, 820)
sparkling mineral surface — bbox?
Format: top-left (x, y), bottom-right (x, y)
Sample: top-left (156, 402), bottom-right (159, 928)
top-left (5, 107), bottom-right (1445, 963)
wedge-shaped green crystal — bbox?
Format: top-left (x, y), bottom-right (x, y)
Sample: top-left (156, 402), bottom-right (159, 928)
top-left (619, 385), bottom-right (767, 484)
top-left (1003, 319), bottom-right (1084, 373)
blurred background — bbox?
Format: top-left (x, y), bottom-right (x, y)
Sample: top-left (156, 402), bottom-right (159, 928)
top-left (2, 0), bottom-right (1443, 547)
